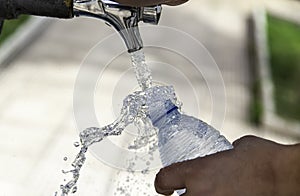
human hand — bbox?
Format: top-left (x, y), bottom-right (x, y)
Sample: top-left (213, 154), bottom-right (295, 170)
top-left (114, 0), bottom-right (188, 7)
top-left (155, 135), bottom-right (300, 196)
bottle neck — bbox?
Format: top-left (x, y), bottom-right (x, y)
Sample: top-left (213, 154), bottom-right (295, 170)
top-left (148, 100), bottom-right (180, 127)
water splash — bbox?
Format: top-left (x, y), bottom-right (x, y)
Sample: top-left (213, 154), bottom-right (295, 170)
top-left (57, 51), bottom-right (180, 195)
top-left (57, 85), bottom-right (180, 195)
top-left (73, 142), bottom-right (80, 147)
top-left (58, 145), bottom-right (87, 195)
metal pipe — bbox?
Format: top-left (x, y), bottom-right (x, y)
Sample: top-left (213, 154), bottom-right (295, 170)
top-left (0, 0), bottom-right (73, 19)
top-left (0, 0), bottom-right (162, 52)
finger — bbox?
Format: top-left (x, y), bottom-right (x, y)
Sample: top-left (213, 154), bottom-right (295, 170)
top-left (232, 135), bottom-right (254, 147)
top-left (113, 0), bottom-right (160, 7)
top-left (114, 0), bottom-right (187, 7)
top-left (165, 0), bottom-right (188, 6)
top-left (155, 161), bottom-right (189, 195)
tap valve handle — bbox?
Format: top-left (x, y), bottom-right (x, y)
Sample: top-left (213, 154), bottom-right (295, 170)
top-left (141, 5), bottom-right (161, 25)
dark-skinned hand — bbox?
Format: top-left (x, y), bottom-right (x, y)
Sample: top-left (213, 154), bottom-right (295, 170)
top-left (155, 135), bottom-right (300, 196)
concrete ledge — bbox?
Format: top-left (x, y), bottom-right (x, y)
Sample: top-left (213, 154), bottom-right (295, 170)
top-left (252, 7), bottom-right (300, 138)
top-left (0, 16), bottom-right (53, 67)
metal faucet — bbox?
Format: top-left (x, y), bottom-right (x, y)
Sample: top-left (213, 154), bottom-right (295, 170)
top-left (0, 0), bottom-right (162, 52)
top-left (73, 0), bottom-right (161, 52)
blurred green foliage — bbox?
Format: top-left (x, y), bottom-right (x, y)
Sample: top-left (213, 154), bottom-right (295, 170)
top-left (0, 15), bottom-right (29, 45)
top-left (250, 79), bottom-right (263, 125)
top-left (248, 16), bottom-right (263, 125)
top-left (267, 15), bottom-right (300, 121)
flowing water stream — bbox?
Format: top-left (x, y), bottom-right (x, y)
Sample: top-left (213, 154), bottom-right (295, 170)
top-left (56, 50), bottom-right (174, 195)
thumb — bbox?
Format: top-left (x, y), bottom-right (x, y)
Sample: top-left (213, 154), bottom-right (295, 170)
top-left (165, 0), bottom-right (189, 6)
top-left (155, 161), bottom-right (189, 195)
top-left (232, 135), bottom-right (261, 148)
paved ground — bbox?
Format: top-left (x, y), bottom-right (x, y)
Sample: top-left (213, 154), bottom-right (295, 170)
top-left (0, 0), bottom-right (299, 196)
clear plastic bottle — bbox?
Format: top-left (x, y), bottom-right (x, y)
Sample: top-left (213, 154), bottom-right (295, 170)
top-left (146, 86), bottom-right (233, 194)
top-left (148, 99), bottom-right (233, 166)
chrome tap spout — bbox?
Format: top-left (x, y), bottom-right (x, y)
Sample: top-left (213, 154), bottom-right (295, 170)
top-left (74, 0), bottom-right (161, 52)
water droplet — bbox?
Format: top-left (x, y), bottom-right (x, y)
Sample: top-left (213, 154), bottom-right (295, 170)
top-left (71, 186), bottom-right (77, 193)
top-left (141, 168), bottom-right (149, 174)
top-left (73, 141), bottom-right (80, 147)
top-left (127, 115), bottom-right (134, 122)
top-left (63, 157), bottom-right (68, 161)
